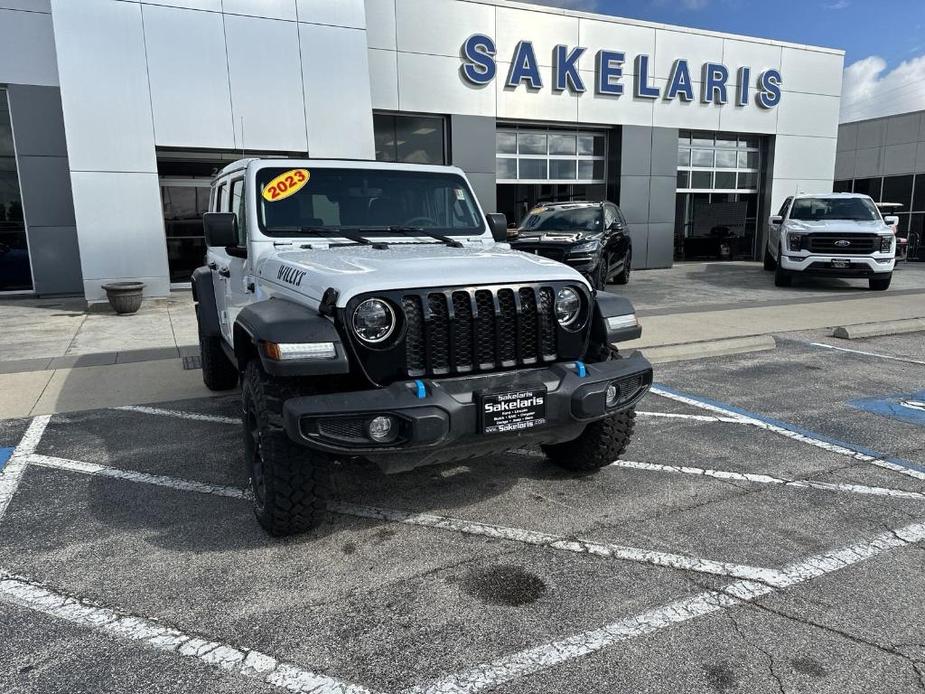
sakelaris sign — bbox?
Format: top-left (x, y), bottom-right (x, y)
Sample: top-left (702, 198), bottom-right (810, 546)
top-left (460, 34), bottom-right (783, 109)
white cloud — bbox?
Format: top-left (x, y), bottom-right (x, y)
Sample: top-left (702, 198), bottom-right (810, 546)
top-left (840, 54), bottom-right (925, 122)
top-left (824, 0), bottom-right (850, 9)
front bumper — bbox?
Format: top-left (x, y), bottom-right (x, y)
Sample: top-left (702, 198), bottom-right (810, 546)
top-left (282, 353), bottom-right (652, 470)
top-left (779, 253), bottom-right (895, 277)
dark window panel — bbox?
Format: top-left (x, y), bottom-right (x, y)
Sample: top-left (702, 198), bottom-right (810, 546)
top-left (853, 177), bottom-right (882, 200)
top-left (833, 179), bottom-right (853, 193)
top-left (913, 175), bottom-right (925, 212)
top-left (881, 175), bottom-right (913, 210)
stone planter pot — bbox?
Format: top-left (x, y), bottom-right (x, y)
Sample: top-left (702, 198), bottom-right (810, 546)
top-left (101, 282), bottom-right (145, 315)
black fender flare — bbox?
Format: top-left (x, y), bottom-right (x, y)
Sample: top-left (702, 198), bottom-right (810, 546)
top-left (590, 291), bottom-right (642, 345)
top-left (191, 266), bottom-right (221, 338)
top-left (234, 298), bottom-right (351, 377)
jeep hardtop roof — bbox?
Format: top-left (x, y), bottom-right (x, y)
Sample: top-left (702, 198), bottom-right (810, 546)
top-left (211, 158), bottom-right (469, 183)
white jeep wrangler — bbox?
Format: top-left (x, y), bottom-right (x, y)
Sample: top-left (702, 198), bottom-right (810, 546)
top-left (192, 159), bottom-right (652, 536)
top-left (764, 193), bottom-right (898, 290)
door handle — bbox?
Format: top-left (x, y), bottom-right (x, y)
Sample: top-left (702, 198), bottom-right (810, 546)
top-left (218, 267), bottom-right (230, 278)
top-left (207, 261), bottom-right (217, 270)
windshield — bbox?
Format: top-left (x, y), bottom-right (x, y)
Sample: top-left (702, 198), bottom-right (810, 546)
top-left (518, 206), bottom-right (603, 233)
top-left (790, 197), bottom-right (880, 222)
top-left (255, 167), bottom-right (483, 236)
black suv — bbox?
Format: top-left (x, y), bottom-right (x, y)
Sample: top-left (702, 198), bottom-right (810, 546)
top-left (510, 201), bottom-right (632, 289)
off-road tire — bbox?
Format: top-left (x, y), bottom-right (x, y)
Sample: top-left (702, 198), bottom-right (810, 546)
top-left (542, 409), bottom-right (636, 472)
top-left (198, 316), bottom-right (238, 391)
top-left (242, 360), bottom-right (330, 536)
top-left (869, 274), bottom-right (892, 291)
top-left (763, 245), bottom-right (776, 271)
top-left (774, 246), bottom-right (792, 287)
top-left (614, 250), bottom-right (631, 285)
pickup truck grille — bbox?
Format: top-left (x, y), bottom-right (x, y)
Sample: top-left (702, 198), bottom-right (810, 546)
top-left (401, 286), bottom-right (559, 377)
top-left (806, 233), bottom-right (879, 255)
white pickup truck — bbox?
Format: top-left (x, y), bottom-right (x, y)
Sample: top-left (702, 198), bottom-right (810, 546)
top-left (192, 158), bottom-right (652, 536)
top-left (764, 193), bottom-right (898, 290)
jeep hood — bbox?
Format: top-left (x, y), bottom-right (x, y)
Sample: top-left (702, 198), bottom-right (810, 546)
top-left (785, 219), bottom-right (887, 233)
top-left (259, 243), bottom-right (589, 306)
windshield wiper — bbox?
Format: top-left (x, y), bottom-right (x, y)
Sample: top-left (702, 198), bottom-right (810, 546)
top-left (382, 226), bottom-right (464, 248)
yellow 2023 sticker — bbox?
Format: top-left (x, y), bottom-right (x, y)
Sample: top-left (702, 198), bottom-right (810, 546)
top-left (262, 169), bottom-right (310, 202)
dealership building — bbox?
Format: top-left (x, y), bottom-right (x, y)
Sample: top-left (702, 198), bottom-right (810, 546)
top-left (0, 0), bottom-right (844, 300)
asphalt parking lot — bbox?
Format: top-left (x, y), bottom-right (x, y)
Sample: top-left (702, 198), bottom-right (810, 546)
top-left (1, 330), bottom-right (924, 693)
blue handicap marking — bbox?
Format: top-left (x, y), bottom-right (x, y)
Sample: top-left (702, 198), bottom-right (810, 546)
top-left (0, 447), bottom-right (13, 474)
top-left (850, 390), bottom-right (925, 428)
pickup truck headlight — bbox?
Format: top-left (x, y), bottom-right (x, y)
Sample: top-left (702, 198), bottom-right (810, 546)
top-left (353, 298), bottom-right (396, 343)
top-left (788, 233), bottom-right (804, 252)
top-left (555, 287), bottom-right (581, 328)
top-left (880, 235), bottom-right (893, 253)
top-left (570, 239), bottom-right (600, 254)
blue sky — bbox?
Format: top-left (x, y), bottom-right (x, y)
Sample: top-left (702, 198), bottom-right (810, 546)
top-left (530, 0), bottom-right (925, 121)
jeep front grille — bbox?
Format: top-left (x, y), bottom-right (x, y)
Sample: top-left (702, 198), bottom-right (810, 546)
top-left (806, 233), bottom-right (879, 255)
top-left (401, 286), bottom-right (559, 377)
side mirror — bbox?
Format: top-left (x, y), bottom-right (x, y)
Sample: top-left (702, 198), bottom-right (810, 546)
top-left (203, 212), bottom-right (238, 248)
top-left (609, 221), bottom-right (624, 232)
top-left (486, 212), bottom-right (508, 242)
top-left (884, 215), bottom-right (899, 226)
top-left (769, 215), bottom-right (783, 225)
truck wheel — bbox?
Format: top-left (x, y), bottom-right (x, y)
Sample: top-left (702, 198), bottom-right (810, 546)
top-left (763, 245), bottom-right (776, 271)
top-left (869, 274), bottom-right (892, 291)
top-left (242, 360), bottom-right (330, 536)
top-left (593, 255), bottom-right (609, 290)
top-left (198, 319), bottom-right (238, 391)
top-left (542, 409), bottom-right (636, 472)
top-left (773, 246), bottom-right (792, 287)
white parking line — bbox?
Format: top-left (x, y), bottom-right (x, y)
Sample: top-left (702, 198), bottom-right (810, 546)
top-left (637, 411), bottom-right (743, 423)
top-left (809, 342), bottom-right (925, 366)
top-left (0, 416), bottom-right (50, 522)
top-left (331, 501), bottom-right (787, 585)
top-left (612, 460), bottom-right (925, 501)
top-left (22, 453), bottom-right (783, 584)
top-left (114, 405), bottom-right (239, 425)
top-left (0, 569), bottom-right (378, 694)
top-left (406, 518), bottom-right (925, 694)
top-left (650, 386), bottom-right (925, 482)
top-left (28, 454), bottom-right (248, 500)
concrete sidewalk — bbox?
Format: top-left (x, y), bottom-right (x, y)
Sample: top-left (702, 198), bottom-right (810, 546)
top-left (1, 262), bottom-right (924, 418)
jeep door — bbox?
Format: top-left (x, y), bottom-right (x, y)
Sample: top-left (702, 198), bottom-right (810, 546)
top-left (769, 197), bottom-right (792, 256)
top-left (209, 176), bottom-right (250, 344)
top-left (208, 180), bottom-right (231, 342)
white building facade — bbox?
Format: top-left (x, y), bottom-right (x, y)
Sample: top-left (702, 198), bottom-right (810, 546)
top-left (0, 0), bottom-right (844, 300)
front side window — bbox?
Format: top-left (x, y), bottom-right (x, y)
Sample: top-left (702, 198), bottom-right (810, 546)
top-left (519, 206), bottom-right (602, 233)
top-left (255, 167), bottom-right (482, 236)
top-left (789, 197), bottom-right (880, 222)
top-left (777, 197), bottom-right (792, 218)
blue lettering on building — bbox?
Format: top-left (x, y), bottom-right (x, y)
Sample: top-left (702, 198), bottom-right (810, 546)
top-left (459, 34), bottom-right (782, 108)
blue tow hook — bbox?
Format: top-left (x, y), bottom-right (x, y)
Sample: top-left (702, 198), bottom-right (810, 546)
top-left (414, 379), bottom-right (427, 399)
top-left (575, 360), bottom-right (587, 378)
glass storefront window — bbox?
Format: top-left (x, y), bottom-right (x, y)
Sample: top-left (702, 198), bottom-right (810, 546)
top-left (881, 175), bottom-right (913, 210)
top-left (518, 132), bottom-right (547, 155)
top-left (518, 159), bottom-right (547, 180)
top-left (715, 171), bottom-right (736, 189)
top-left (737, 172), bottom-right (758, 189)
top-left (677, 171), bottom-right (689, 188)
top-left (373, 113), bottom-right (445, 164)
top-left (496, 131), bottom-right (517, 154)
top-left (853, 177), bottom-right (881, 200)
top-left (496, 158), bottom-right (516, 179)
top-left (549, 159), bottom-right (576, 179)
top-left (691, 149), bottom-right (714, 167)
top-left (691, 171), bottom-right (712, 188)
top-left (548, 133), bottom-right (577, 155)
top-left (162, 180), bottom-right (211, 284)
top-left (497, 127), bottom-right (606, 184)
top-left (715, 150), bottom-right (737, 168)
top-left (0, 89), bottom-right (32, 292)
top-left (692, 132), bottom-right (714, 147)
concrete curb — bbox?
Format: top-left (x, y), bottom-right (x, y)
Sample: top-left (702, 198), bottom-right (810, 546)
top-left (833, 318), bottom-right (925, 340)
top-left (636, 335), bottom-right (777, 364)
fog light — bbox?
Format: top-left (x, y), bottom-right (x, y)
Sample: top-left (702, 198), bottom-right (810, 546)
top-left (605, 382), bottom-right (619, 408)
top-left (367, 415), bottom-right (397, 443)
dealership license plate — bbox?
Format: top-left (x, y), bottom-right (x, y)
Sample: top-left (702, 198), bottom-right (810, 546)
top-left (832, 259), bottom-right (850, 269)
top-left (479, 388), bottom-right (547, 434)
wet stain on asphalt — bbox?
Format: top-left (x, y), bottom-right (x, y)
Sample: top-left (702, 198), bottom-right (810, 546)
top-left (341, 541), bottom-right (357, 555)
top-left (791, 656), bottom-right (828, 677)
top-left (704, 662), bottom-right (737, 691)
top-left (461, 565), bottom-right (547, 606)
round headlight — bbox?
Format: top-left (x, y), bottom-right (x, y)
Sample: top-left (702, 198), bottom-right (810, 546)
top-left (555, 287), bottom-right (581, 327)
top-left (352, 299), bottom-right (395, 343)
